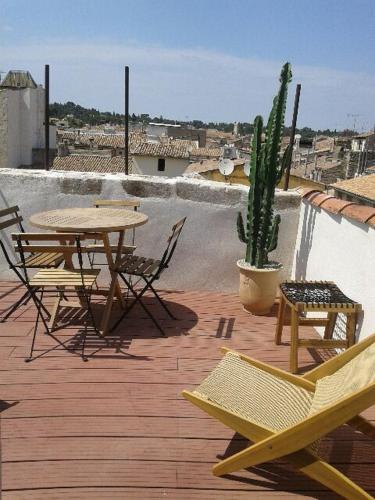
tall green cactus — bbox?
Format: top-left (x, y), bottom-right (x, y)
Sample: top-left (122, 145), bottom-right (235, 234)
top-left (237, 62), bottom-right (292, 268)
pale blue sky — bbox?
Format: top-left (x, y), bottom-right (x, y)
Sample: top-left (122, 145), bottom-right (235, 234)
top-left (1, 0), bottom-right (374, 130)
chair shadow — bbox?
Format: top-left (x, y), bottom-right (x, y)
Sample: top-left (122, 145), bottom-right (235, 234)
top-left (50, 294), bottom-right (199, 359)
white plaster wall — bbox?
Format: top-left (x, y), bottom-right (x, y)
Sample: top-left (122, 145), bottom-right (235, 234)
top-left (1, 88), bottom-right (47, 168)
top-left (292, 199), bottom-right (375, 340)
top-left (133, 156), bottom-right (189, 177)
top-left (0, 169), bottom-right (301, 292)
top-left (6, 90), bottom-right (22, 168)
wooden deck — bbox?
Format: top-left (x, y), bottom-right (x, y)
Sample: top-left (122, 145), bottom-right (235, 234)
top-left (0, 280), bottom-right (374, 499)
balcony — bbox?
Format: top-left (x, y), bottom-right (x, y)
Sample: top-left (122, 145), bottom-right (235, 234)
top-left (0, 169), bottom-right (374, 498)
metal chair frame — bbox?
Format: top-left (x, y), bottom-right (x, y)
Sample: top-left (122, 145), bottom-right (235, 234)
top-left (0, 206), bottom-right (60, 321)
top-left (14, 233), bottom-right (101, 362)
top-left (110, 217), bottom-right (186, 336)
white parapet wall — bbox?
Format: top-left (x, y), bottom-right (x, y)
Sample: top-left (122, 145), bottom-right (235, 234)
top-left (0, 169), bottom-right (301, 292)
top-left (292, 196), bottom-right (375, 341)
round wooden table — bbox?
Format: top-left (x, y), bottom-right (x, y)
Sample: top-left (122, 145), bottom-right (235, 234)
top-left (29, 207), bottom-right (148, 233)
top-left (29, 207), bottom-right (148, 334)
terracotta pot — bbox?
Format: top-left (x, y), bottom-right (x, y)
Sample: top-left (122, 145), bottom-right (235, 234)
top-left (237, 260), bottom-right (281, 315)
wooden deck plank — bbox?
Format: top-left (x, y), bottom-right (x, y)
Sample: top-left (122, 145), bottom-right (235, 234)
top-left (0, 282), bottom-right (373, 498)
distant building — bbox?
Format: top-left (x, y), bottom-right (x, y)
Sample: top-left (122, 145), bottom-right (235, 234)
top-left (351, 131), bottom-right (375, 153)
top-left (132, 142), bottom-right (190, 177)
top-left (146, 123), bottom-right (206, 147)
top-left (331, 173), bottom-right (375, 207)
top-left (0, 70), bottom-right (56, 168)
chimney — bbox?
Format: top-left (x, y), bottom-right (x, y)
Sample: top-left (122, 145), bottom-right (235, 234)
top-left (57, 140), bottom-right (69, 157)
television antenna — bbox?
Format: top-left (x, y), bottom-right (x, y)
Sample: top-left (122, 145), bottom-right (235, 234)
top-left (218, 158), bottom-right (234, 182)
top-left (347, 114), bottom-right (361, 132)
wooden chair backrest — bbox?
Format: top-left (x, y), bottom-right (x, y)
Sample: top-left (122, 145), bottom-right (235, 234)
top-left (160, 217), bottom-right (186, 269)
top-left (0, 206), bottom-right (24, 232)
top-left (12, 233), bottom-right (85, 255)
top-left (93, 199), bottom-right (140, 210)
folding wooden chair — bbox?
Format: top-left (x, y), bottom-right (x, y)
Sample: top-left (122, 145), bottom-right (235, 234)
top-left (0, 206), bottom-right (64, 321)
top-left (87, 199), bottom-right (140, 268)
top-left (110, 217), bottom-right (186, 336)
top-left (183, 334), bottom-right (375, 499)
top-left (13, 233), bottom-right (101, 362)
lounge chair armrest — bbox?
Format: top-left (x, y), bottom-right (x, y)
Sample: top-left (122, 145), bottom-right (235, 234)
top-left (220, 347), bottom-right (315, 392)
top-left (303, 333), bottom-right (375, 382)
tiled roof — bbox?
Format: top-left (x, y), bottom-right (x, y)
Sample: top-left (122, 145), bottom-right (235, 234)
top-left (52, 155), bottom-right (135, 174)
top-left (300, 187), bottom-right (375, 227)
top-left (189, 147), bottom-right (222, 159)
top-left (0, 70), bottom-right (37, 89)
top-left (132, 142), bottom-right (190, 159)
top-left (331, 173), bottom-right (375, 203)
top-left (57, 131), bottom-right (144, 150)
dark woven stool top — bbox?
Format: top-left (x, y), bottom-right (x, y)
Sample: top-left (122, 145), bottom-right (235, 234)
top-left (280, 281), bottom-right (357, 306)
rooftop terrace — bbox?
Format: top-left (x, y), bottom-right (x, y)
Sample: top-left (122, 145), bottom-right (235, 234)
top-left (0, 170), bottom-right (374, 498)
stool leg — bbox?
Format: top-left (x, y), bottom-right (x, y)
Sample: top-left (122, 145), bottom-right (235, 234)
top-left (275, 295), bottom-right (286, 345)
top-left (290, 308), bottom-right (299, 374)
top-left (346, 313), bottom-right (356, 347)
top-left (324, 312), bottom-right (337, 340)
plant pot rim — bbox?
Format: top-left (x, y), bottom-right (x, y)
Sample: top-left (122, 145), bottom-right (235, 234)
top-left (237, 259), bottom-right (283, 273)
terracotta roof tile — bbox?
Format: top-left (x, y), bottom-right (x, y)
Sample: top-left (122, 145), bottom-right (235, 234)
top-left (320, 198), bottom-right (355, 214)
top-left (52, 155), bottom-right (136, 174)
top-left (132, 142), bottom-right (190, 159)
top-left (310, 193), bottom-right (334, 207)
top-left (340, 204), bottom-right (375, 224)
top-left (304, 190), bottom-right (375, 228)
top-left (300, 188), bottom-right (322, 199)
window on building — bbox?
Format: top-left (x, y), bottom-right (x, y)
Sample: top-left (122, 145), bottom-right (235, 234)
top-left (158, 158), bottom-right (166, 171)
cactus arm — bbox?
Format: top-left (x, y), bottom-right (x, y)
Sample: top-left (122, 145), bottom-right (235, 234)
top-left (237, 212), bottom-right (248, 244)
top-left (267, 214), bottom-right (281, 253)
top-left (248, 116), bottom-right (263, 265)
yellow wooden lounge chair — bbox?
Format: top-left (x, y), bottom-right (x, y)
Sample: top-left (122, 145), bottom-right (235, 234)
top-left (182, 334), bottom-right (375, 499)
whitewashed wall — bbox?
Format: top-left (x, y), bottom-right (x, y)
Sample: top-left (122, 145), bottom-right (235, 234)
top-left (133, 156), bottom-right (189, 177)
top-left (0, 169), bottom-right (301, 292)
top-left (292, 199), bottom-right (375, 340)
top-left (0, 88), bottom-right (55, 169)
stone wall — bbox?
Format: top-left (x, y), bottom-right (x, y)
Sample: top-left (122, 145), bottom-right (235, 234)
top-left (0, 169), bottom-right (301, 291)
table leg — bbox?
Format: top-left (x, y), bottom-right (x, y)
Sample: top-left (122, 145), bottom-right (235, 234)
top-left (100, 231), bottom-right (125, 334)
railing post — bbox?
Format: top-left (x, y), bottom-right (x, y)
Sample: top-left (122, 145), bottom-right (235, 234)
top-left (283, 83), bottom-right (301, 191)
top-left (44, 64), bottom-right (50, 170)
top-left (124, 66), bottom-right (129, 175)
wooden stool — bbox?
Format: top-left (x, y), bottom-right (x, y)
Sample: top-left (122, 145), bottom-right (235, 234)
top-left (275, 280), bottom-right (362, 373)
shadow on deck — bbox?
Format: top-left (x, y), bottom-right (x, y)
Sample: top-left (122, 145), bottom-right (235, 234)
top-left (0, 281), bottom-right (373, 499)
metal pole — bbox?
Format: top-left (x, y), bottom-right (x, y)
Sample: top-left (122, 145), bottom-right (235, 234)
top-left (44, 64), bottom-right (50, 170)
top-left (124, 66), bottom-right (129, 175)
top-left (283, 83), bottom-right (301, 190)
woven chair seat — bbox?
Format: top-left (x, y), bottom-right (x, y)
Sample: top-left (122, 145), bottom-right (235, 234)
top-left (194, 352), bottom-right (314, 432)
top-left (15, 252), bottom-right (64, 268)
top-left (280, 281), bottom-right (356, 307)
